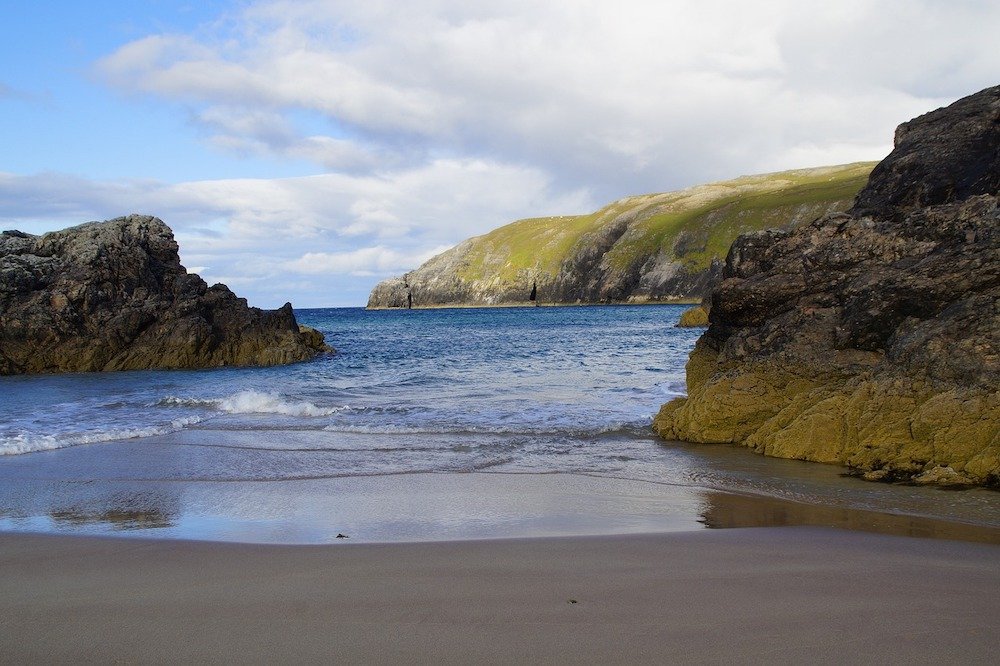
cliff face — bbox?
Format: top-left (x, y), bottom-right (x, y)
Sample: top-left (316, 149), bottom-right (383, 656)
top-left (0, 215), bottom-right (330, 374)
top-left (368, 163), bottom-right (873, 308)
top-left (654, 86), bottom-right (1000, 487)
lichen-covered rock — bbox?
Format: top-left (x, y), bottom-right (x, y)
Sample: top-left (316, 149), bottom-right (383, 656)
top-left (676, 304), bottom-right (709, 327)
top-left (0, 215), bottom-right (331, 374)
top-left (654, 85), bottom-right (1000, 487)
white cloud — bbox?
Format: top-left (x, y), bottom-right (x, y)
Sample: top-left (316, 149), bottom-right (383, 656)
top-left (195, 106), bottom-right (390, 171)
top-left (94, 0), bottom-right (1000, 197)
top-left (286, 244), bottom-right (452, 276)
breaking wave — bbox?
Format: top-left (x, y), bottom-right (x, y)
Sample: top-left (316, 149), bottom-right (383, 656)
top-left (158, 390), bottom-right (341, 417)
top-left (0, 416), bottom-right (202, 456)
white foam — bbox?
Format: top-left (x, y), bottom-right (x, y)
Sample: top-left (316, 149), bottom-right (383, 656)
top-left (322, 425), bottom-right (460, 435)
top-left (2, 422), bottom-right (179, 456)
top-left (160, 390), bottom-right (340, 417)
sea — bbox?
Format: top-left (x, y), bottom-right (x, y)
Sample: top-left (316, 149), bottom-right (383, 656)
top-left (1, 305), bottom-right (998, 543)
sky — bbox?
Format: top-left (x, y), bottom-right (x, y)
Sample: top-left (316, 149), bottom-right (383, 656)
top-left (1, 1), bottom-right (997, 308)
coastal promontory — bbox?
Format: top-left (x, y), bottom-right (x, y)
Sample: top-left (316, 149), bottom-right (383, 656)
top-left (0, 215), bottom-right (330, 374)
top-left (654, 85), bottom-right (1000, 486)
top-left (368, 163), bottom-right (874, 308)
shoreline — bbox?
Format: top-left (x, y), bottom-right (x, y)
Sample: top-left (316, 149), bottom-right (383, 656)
top-left (365, 298), bottom-right (702, 310)
top-left (3, 527), bottom-right (997, 663)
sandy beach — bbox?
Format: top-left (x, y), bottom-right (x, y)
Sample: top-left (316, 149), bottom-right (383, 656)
top-left (2, 527), bottom-right (997, 664)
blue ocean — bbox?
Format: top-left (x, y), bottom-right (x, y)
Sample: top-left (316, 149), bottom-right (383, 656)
top-left (1, 305), bottom-right (997, 542)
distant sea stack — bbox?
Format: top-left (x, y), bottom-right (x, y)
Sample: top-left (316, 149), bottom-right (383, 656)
top-left (654, 85), bottom-right (1000, 487)
top-left (0, 215), bottom-right (331, 374)
top-left (367, 163), bottom-right (874, 308)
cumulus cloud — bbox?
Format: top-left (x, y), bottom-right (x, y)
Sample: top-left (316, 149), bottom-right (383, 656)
top-left (286, 244), bottom-right (453, 276)
top-left (94, 0), bottom-right (1000, 197)
top-left (195, 106), bottom-right (393, 171)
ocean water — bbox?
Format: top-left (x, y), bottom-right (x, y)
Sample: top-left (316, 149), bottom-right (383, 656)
top-left (1, 305), bottom-right (997, 543)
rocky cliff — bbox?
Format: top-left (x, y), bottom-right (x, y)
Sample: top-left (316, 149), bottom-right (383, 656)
top-left (654, 86), bottom-right (1000, 487)
top-left (0, 215), bottom-right (330, 374)
top-left (368, 163), bottom-right (873, 308)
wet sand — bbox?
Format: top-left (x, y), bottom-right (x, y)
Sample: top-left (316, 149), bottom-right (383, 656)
top-left (2, 527), bottom-right (997, 664)
top-left (699, 490), bottom-right (1000, 544)
top-left (4, 466), bottom-right (999, 545)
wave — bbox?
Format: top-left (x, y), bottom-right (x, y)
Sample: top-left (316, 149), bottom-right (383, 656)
top-left (0, 416), bottom-right (202, 456)
top-left (158, 390), bottom-right (341, 417)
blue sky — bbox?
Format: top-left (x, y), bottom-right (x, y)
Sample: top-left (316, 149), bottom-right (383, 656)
top-left (0, 2), bottom-right (260, 180)
top-left (2, 1), bottom-right (998, 307)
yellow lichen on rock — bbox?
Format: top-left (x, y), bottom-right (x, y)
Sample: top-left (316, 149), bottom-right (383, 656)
top-left (747, 390), bottom-right (850, 464)
top-left (651, 398), bottom-right (686, 440)
top-left (683, 341), bottom-right (720, 394)
top-left (655, 357), bottom-right (1000, 484)
top-left (676, 305), bottom-right (709, 327)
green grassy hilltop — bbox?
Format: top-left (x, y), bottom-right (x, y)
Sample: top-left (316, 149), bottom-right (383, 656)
top-left (368, 162), bottom-right (876, 308)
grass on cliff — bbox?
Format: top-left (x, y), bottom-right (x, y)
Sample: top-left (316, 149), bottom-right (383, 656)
top-left (453, 162), bottom-right (875, 285)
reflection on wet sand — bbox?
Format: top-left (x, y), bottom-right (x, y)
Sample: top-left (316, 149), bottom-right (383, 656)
top-left (700, 491), bottom-right (1000, 544)
top-left (47, 490), bottom-right (177, 531)
top-left (2, 473), bottom-right (997, 544)
top-left (49, 508), bottom-right (174, 531)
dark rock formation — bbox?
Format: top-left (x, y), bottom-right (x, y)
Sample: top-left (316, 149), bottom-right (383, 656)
top-left (0, 215), bottom-right (331, 374)
top-left (654, 85), bottom-right (1000, 486)
top-left (853, 88), bottom-right (1000, 217)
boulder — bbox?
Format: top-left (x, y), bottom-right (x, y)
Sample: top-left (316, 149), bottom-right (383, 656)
top-left (676, 304), bottom-right (709, 327)
top-left (0, 215), bottom-right (331, 374)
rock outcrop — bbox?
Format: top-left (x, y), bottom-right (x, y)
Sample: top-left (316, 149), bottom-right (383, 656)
top-left (654, 86), bottom-right (1000, 487)
top-left (0, 215), bottom-right (331, 374)
top-left (676, 304), bottom-right (710, 328)
top-left (368, 163), bottom-right (874, 308)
